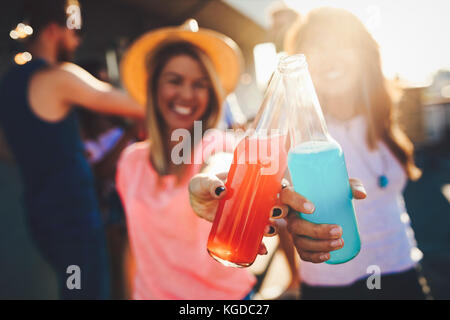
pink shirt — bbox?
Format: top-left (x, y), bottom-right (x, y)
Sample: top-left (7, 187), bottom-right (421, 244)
top-left (116, 132), bottom-right (256, 300)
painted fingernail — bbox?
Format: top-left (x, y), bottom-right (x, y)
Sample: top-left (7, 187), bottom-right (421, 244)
top-left (281, 183), bottom-right (288, 189)
top-left (215, 186), bottom-right (225, 196)
top-left (303, 201), bottom-right (315, 213)
top-left (320, 254), bottom-right (329, 261)
top-left (331, 239), bottom-right (342, 248)
top-left (268, 226), bottom-right (276, 234)
top-left (353, 184), bottom-right (366, 194)
top-left (330, 226), bottom-right (342, 236)
top-left (272, 208), bottom-right (282, 217)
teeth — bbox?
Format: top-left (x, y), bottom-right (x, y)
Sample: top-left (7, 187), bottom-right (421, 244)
top-left (173, 105), bottom-right (192, 115)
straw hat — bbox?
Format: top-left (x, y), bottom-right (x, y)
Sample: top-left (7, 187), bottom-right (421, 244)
top-left (120, 19), bottom-right (244, 106)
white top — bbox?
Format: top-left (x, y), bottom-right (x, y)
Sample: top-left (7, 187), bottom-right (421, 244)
top-left (299, 115), bottom-right (422, 286)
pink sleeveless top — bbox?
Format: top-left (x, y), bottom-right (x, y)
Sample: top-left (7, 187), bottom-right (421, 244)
top-left (116, 131), bottom-right (256, 299)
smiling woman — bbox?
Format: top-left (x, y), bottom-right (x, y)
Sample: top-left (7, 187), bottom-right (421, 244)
top-left (157, 54), bottom-right (211, 127)
top-left (145, 42), bottom-right (223, 176)
top-left (115, 20), bottom-right (256, 300)
top-left (280, 7), bottom-right (430, 300)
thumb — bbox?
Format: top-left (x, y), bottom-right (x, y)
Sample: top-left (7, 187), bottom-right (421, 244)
top-left (349, 178), bottom-right (367, 200)
top-left (189, 173), bottom-right (227, 201)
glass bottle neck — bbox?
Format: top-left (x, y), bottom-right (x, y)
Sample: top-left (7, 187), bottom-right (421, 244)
top-left (251, 65), bottom-right (289, 138)
top-left (279, 54), bottom-right (330, 148)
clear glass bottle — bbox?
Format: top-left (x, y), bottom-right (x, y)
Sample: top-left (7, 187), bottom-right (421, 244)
top-left (207, 59), bottom-right (289, 267)
top-left (283, 54), bottom-right (361, 264)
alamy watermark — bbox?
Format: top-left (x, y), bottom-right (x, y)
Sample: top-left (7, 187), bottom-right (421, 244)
top-left (366, 265), bottom-right (381, 290)
top-left (170, 121), bottom-right (286, 175)
top-left (66, 265), bottom-right (81, 290)
top-left (64, 264), bottom-right (380, 292)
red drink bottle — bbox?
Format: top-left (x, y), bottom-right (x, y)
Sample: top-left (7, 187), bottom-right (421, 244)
top-left (207, 61), bottom-right (290, 267)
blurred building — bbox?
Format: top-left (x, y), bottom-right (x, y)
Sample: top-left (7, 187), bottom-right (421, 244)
top-left (397, 71), bottom-right (450, 147)
top-left (423, 71), bottom-right (450, 145)
top-left (397, 85), bottom-right (427, 145)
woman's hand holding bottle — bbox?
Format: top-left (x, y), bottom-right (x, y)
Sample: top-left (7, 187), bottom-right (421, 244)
top-left (189, 174), bottom-right (366, 263)
top-left (189, 172), bottom-right (288, 255)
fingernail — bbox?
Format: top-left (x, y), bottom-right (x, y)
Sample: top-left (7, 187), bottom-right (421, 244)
top-left (353, 184), bottom-right (366, 194)
top-left (272, 208), bottom-right (282, 217)
top-left (281, 183), bottom-right (288, 189)
top-left (330, 226), bottom-right (342, 236)
top-left (331, 239), bottom-right (342, 248)
top-left (320, 254), bottom-right (329, 261)
top-left (215, 186), bottom-right (225, 196)
top-left (268, 226), bottom-right (275, 234)
top-left (262, 247), bottom-right (268, 255)
top-left (303, 202), bottom-right (315, 213)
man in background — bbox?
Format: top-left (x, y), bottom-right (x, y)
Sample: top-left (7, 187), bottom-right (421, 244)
top-left (267, 1), bottom-right (300, 52)
top-left (0, 0), bottom-right (143, 299)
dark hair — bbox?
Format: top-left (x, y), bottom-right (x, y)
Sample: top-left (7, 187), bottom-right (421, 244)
top-left (21, 0), bottom-right (72, 37)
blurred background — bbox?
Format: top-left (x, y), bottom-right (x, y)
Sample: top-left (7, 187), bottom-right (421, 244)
top-left (0, 0), bottom-right (449, 299)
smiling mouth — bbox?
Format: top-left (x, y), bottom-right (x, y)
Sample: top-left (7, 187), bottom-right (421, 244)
top-left (170, 103), bottom-right (196, 117)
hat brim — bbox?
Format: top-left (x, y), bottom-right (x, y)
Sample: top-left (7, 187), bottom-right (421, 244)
top-left (120, 27), bottom-right (244, 106)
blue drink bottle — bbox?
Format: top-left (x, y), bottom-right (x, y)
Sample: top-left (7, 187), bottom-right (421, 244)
top-left (281, 54), bottom-right (361, 264)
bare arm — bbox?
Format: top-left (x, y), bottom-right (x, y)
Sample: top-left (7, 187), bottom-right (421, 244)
top-left (49, 63), bottom-right (145, 118)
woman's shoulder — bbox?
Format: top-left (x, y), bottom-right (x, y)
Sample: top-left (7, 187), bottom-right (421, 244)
top-left (116, 141), bottom-right (151, 192)
top-left (118, 140), bottom-right (150, 167)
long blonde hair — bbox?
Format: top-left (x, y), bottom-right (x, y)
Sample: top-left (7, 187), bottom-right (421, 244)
top-left (145, 41), bottom-right (225, 177)
top-left (285, 7), bottom-right (421, 180)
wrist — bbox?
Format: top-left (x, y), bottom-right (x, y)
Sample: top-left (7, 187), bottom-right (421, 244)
top-left (289, 274), bottom-right (300, 286)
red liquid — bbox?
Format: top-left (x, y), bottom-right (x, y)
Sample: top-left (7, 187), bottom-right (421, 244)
top-left (207, 134), bottom-right (287, 267)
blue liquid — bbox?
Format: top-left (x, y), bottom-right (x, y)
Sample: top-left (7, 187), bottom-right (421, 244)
top-left (287, 140), bottom-right (360, 264)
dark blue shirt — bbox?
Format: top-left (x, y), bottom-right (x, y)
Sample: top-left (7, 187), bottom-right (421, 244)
top-left (0, 59), bottom-right (100, 228)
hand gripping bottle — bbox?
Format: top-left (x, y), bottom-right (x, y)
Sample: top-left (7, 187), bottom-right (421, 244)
top-left (207, 58), bottom-right (290, 267)
top-left (283, 54), bottom-right (361, 264)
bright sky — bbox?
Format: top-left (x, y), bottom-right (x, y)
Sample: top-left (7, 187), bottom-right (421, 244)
top-left (226, 0), bottom-right (450, 85)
